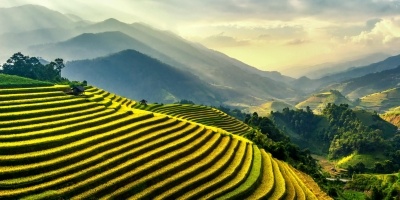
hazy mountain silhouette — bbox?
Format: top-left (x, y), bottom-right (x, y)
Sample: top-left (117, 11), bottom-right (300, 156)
top-left (0, 4), bottom-right (84, 34)
top-left (64, 50), bottom-right (231, 105)
top-left (326, 65), bottom-right (400, 100)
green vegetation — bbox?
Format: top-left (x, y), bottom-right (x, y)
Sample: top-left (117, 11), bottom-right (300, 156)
top-left (0, 83), bottom-right (328, 199)
top-left (0, 74), bottom-right (53, 88)
top-left (0, 52), bottom-right (67, 83)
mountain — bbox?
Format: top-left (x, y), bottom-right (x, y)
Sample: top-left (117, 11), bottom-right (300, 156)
top-left (358, 88), bottom-right (400, 113)
top-left (27, 31), bottom-right (178, 62)
top-left (0, 4), bottom-right (78, 34)
top-left (305, 53), bottom-right (391, 79)
top-left (63, 49), bottom-right (228, 105)
top-left (318, 54), bottom-right (400, 84)
top-left (1, 6), bottom-right (299, 106)
top-left (326, 66), bottom-right (400, 100)
top-left (295, 90), bottom-right (353, 114)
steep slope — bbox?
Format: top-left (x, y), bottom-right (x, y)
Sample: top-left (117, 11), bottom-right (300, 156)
top-left (296, 90), bottom-right (353, 114)
top-left (0, 84), bottom-right (329, 199)
top-left (63, 50), bottom-right (227, 105)
top-left (358, 88), bottom-right (400, 113)
top-left (381, 106), bottom-right (400, 127)
top-left (327, 66), bottom-right (400, 100)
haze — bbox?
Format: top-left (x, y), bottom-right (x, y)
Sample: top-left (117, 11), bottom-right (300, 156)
top-left (1, 0), bottom-right (400, 77)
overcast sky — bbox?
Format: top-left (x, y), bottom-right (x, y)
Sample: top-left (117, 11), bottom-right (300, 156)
top-left (1, 0), bottom-right (400, 74)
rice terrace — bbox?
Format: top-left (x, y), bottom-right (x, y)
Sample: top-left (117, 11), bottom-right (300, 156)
top-left (0, 79), bottom-right (328, 199)
top-left (2, 1), bottom-right (400, 199)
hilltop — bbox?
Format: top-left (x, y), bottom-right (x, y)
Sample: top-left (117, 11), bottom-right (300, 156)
top-left (0, 81), bottom-right (330, 199)
top-left (295, 90), bottom-right (353, 114)
top-left (246, 100), bottom-right (295, 116)
top-left (358, 87), bottom-right (400, 113)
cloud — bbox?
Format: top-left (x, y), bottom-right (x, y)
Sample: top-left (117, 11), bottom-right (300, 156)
top-left (202, 33), bottom-right (250, 47)
top-left (285, 39), bottom-right (310, 45)
top-left (350, 18), bottom-right (400, 46)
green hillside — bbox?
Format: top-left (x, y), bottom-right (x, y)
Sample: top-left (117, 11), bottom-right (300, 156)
top-left (0, 84), bottom-right (330, 199)
top-left (296, 90), bottom-right (353, 114)
top-left (272, 104), bottom-right (398, 169)
top-left (0, 73), bottom-right (53, 88)
top-left (358, 87), bottom-right (400, 113)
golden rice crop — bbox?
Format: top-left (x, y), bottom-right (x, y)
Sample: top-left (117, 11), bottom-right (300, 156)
top-left (277, 161), bottom-right (296, 200)
top-left (89, 129), bottom-right (220, 200)
top-left (268, 158), bottom-right (286, 200)
top-left (213, 145), bottom-right (262, 200)
top-left (178, 141), bottom-right (248, 200)
top-left (246, 149), bottom-right (275, 199)
top-left (60, 124), bottom-right (207, 199)
top-left (0, 118), bottom-right (184, 186)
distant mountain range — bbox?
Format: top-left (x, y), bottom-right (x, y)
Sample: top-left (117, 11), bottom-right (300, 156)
top-left (0, 4), bottom-right (299, 106)
top-left (1, 4), bottom-right (399, 109)
top-left (64, 50), bottom-right (228, 105)
top-left (326, 65), bottom-right (400, 100)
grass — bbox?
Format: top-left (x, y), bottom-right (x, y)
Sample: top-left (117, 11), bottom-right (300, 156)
top-left (0, 74), bottom-right (53, 88)
top-left (336, 152), bottom-right (388, 169)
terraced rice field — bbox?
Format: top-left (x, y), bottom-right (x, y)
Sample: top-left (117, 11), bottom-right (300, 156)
top-left (131, 102), bottom-right (252, 136)
top-left (0, 85), bottom-right (329, 199)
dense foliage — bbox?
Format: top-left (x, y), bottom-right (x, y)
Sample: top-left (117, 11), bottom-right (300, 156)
top-left (243, 112), bottom-right (322, 179)
top-left (0, 52), bottom-right (67, 83)
top-left (273, 103), bottom-right (400, 174)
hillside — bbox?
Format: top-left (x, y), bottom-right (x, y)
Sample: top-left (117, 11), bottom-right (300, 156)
top-left (26, 31), bottom-right (180, 64)
top-left (358, 87), bottom-right (400, 113)
top-left (63, 50), bottom-right (228, 105)
top-left (318, 54), bottom-right (400, 84)
top-left (271, 104), bottom-right (398, 166)
top-left (327, 65), bottom-right (400, 100)
top-left (0, 73), bottom-right (53, 88)
top-left (247, 100), bottom-right (295, 116)
top-left (381, 106), bottom-right (400, 127)
top-left (0, 84), bottom-right (329, 199)
top-left (295, 90), bottom-right (353, 114)
top-left (131, 102), bottom-right (253, 136)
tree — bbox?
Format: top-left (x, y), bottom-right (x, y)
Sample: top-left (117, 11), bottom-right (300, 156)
top-left (0, 53), bottom-right (66, 83)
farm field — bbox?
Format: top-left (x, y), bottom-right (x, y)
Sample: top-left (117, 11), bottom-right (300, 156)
top-left (132, 101), bottom-right (253, 137)
top-left (0, 85), bottom-right (329, 199)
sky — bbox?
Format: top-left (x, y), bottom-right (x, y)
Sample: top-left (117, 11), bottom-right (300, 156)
top-left (1, 0), bottom-right (400, 76)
